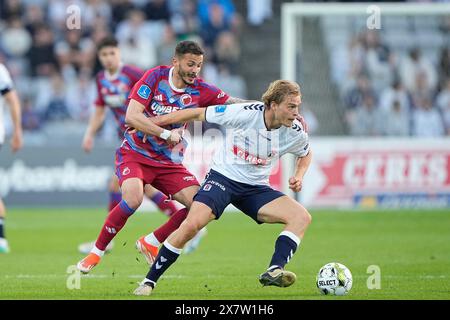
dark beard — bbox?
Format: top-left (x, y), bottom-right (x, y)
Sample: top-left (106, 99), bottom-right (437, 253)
top-left (178, 70), bottom-right (194, 85)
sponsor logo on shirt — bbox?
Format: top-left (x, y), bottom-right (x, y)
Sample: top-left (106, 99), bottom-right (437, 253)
top-left (104, 94), bottom-right (126, 108)
top-left (232, 145), bottom-right (270, 166)
top-left (150, 102), bottom-right (181, 115)
top-left (137, 84), bottom-right (151, 99)
top-left (203, 184), bottom-right (212, 191)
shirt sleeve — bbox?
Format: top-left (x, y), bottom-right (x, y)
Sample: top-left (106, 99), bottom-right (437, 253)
top-left (0, 64), bottom-right (14, 95)
top-left (205, 103), bottom-right (257, 129)
top-left (198, 82), bottom-right (230, 107)
top-left (288, 122), bottom-right (310, 157)
top-left (126, 65), bottom-right (145, 85)
top-left (128, 68), bottom-right (159, 107)
top-left (94, 75), bottom-right (105, 107)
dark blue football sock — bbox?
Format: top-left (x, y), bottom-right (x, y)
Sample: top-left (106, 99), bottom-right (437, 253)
top-left (268, 231), bottom-right (300, 271)
top-left (145, 241), bottom-right (182, 287)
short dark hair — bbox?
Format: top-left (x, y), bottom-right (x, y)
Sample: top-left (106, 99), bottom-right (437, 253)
top-left (175, 41), bottom-right (204, 57)
top-left (97, 36), bottom-right (118, 52)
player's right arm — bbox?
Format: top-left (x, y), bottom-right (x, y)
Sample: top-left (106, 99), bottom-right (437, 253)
top-left (82, 106), bottom-right (106, 153)
top-left (125, 99), bottom-right (182, 144)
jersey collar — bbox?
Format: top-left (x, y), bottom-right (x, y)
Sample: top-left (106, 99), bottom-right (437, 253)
top-left (169, 67), bottom-right (186, 93)
top-left (105, 62), bottom-right (124, 81)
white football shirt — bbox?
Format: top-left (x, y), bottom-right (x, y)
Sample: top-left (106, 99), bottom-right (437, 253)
top-left (0, 64), bottom-right (14, 144)
top-left (205, 102), bottom-right (310, 186)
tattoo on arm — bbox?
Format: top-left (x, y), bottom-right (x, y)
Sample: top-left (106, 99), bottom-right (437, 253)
top-left (224, 96), bottom-right (252, 105)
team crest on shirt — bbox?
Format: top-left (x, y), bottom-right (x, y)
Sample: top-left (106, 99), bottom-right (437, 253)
top-left (122, 167), bottom-right (130, 176)
top-left (203, 184), bottom-right (212, 191)
top-left (180, 94), bottom-right (192, 106)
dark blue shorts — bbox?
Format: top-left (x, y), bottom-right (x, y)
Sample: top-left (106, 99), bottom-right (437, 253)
top-left (193, 169), bottom-right (285, 224)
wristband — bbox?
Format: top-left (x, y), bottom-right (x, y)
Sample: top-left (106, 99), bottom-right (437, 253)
top-left (159, 129), bottom-right (171, 140)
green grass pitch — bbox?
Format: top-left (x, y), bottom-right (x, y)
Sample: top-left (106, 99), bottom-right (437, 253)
top-left (0, 207), bottom-right (449, 300)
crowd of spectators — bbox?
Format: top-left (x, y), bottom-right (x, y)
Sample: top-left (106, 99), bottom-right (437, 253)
top-left (0, 0), bottom-right (248, 143)
top-left (334, 27), bottom-right (450, 137)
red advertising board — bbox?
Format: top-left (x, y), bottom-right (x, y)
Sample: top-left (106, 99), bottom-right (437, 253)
top-left (302, 138), bottom-right (450, 208)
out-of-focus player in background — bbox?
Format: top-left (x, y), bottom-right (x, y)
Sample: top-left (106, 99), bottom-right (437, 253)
top-left (77, 36), bottom-right (178, 255)
top-left (0, 63), bottom-right (23, 253)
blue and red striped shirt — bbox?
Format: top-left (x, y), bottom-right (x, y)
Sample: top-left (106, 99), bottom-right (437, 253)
top-left (123, 65), bottom-right (229, 167)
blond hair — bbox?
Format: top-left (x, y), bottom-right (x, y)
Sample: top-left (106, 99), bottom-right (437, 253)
top-left (262, 80), bottom-right (301, 107)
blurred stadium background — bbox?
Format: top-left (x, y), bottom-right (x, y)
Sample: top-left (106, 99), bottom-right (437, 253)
top-left (0, 0), bottom-right (449, 300)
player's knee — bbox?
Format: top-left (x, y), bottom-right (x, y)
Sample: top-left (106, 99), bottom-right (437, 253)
top-left (302, 210), bottom-right (312, 227)
top-left (287, 208), bottom-right (311, 229)
top-left (121, 193), bottom-right (143, 210)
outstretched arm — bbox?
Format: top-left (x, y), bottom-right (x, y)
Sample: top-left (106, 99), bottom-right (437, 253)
top-left (151, 108), bottom-right (206, 126)
top-left (224, 96), bottom-right (251, 104)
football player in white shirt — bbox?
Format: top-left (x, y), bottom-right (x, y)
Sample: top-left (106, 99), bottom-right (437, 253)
top-left (134, 80), bottom-right (312, 295)
top-left (0, 63), bottom-right (23, 253)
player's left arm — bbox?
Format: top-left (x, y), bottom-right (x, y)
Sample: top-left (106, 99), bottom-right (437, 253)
top-left (151, 108), bottom-right (206, 126)
top-left (3, 89), bottom-right (23, 152)
top-left (224, 96), bottom-right (253, 104)
top-left (289, 150), bottom-right (312, 192)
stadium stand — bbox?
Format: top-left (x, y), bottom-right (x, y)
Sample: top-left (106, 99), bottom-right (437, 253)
top-left (0, 0), bottom-right (247, 145)
top-left (320, 6), bottom-right (450, 137)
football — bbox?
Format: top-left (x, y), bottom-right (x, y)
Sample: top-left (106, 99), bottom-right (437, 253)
top-left (316, 262), bottom-right (353, 296)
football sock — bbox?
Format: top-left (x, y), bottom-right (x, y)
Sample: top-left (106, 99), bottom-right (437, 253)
top-left (108, 192), bottom-right (122, 212)
top-left (268, 231), bottom-right (300, 270)
top-left (95, 200), bottom-right (136, 251)
top-left (145, 241), bottom-right (182, 286)
top-left (0, 218), bottom-right (4, 239)
top-left (153, 208), bottom-right (188, 243)
top-left (144, 232), bottom-right (161, 247)
top-left (151, 191), bottom-right (177, 216)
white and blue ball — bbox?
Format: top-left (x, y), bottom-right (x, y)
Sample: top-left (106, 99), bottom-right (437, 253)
top-left (316, 262), bottom-right (353, 296)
